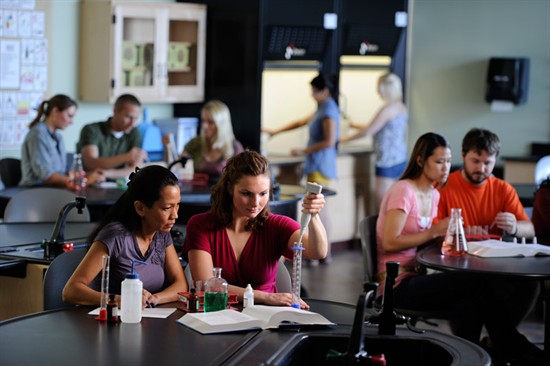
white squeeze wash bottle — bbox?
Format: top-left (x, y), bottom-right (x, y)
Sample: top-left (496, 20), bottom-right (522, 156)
top-left (120, 260), bottom-right (144, 323)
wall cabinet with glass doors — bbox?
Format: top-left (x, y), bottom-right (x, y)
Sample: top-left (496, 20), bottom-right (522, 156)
top-left (79, 2), bottom-right (206, 103)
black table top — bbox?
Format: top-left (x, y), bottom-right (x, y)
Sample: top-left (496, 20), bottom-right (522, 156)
top-left (0, 183), bottom-right (335, 203)
top-left (0, 184), bottom-right (331, 223)
top-left (0, 299), bottom-right (356, 366)
top-left (417, 244), bottom-right (550, 359)
top-left (0, 184), bottom-right (314, 207)
top-left (0, 222), bottom-right (97, 249)
top-left (0, 222), bottom-right (98, 267)
top-left (417, 244), bottom-right (550, 279)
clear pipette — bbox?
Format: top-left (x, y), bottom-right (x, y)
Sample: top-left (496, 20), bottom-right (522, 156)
top-left (96, 255), bottom-right (110, 321)
top-left (291, 182), bottom-right (322, 309)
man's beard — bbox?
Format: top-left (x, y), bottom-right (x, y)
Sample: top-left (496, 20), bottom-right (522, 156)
top-left (463, 168), bottom-right (488, 185)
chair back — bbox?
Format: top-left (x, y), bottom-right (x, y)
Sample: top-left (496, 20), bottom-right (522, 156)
top-left (0, 158), bottom-right (22, 188)
top-left (359, 214), bottom-right (454, 324)
top-left (359, 215), bottom-right (379, 282)
top-left (3, 187), bottom-right (90, 223)
top-left (276, 256), bottom-right (292, 293)
top-left (43, 247), bottom-right (87, 310)
top-left (535, 155), bottom-right (550, 186)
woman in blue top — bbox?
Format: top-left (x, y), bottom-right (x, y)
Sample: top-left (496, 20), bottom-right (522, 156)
top-left (20, 94), bottom-right (104, 187)
top-left (263, 73), bottom-right (340, 185)
top-left (263, 73), bottom-right (340, 263)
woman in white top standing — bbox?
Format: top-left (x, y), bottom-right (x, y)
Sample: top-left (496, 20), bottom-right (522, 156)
top-left (340, 72), bottom-right (408, 209)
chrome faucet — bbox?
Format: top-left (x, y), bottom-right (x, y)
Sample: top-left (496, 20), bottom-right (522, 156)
top-left (43, 196), bottom-right (86, 259)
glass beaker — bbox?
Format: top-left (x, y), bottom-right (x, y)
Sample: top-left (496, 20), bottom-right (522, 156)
top-left (204, 267), bottom-right (228, 312)
top-left (441, 208), bottom-right (468, 256)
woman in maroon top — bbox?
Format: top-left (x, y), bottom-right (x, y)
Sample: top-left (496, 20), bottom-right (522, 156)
top-left (184, 150), bottom-right (328, 309)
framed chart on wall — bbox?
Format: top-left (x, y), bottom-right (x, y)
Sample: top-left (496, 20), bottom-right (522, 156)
top-left (0, 1), bottom-right (48, 155)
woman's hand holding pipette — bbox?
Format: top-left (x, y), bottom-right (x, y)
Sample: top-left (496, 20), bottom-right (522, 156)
top-left (301, 192), bottom-right (325, 217)
top-left (296, 191), bottom-right (328, 261)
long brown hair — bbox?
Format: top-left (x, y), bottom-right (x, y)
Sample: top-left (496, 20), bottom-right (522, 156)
top-left (209, 150), bottom-right (271, 231)
top-left (29, 94), bottom-right (77, 128)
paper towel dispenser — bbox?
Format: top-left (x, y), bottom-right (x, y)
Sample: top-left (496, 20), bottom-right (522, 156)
top-left (485, 57), bottom-right (529, 105)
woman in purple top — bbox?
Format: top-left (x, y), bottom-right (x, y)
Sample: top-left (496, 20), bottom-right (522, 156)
top-left (184, 150), bottom-right (328, 309)
top-left (63, 165), bottom-right (188, 308)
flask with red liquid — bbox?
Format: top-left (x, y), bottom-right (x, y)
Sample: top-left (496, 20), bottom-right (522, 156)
top-left (441, 208), bottom-right (468, 256)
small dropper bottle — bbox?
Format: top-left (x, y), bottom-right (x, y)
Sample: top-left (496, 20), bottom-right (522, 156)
top-left (243, 284), bottom-right (254, 308)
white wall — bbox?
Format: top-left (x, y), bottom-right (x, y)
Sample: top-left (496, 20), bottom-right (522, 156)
top-left (408, 0), bottom-right (550, 165)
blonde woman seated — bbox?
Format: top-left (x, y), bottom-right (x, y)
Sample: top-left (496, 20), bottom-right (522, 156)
top-left (163, 100), bottom-right (243, 183)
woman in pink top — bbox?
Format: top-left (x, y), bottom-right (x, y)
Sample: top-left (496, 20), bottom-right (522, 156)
top-left (376, 133), bottom-right (451, 294)
top-left (184, 150), bottom-right (328, 309)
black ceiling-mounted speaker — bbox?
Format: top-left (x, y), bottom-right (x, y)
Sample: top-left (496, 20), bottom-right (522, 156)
top-left (485, 57), bottom-right (529, 105)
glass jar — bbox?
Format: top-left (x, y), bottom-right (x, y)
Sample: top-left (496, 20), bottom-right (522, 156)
top-left (204, 267), bottom-right (228, 312)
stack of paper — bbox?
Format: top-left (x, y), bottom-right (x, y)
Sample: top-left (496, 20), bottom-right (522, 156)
top-left (468, 240), bottom-right (550, 258)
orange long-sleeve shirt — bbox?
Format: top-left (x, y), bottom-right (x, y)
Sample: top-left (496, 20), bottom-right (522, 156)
top-left (437, 170), bottom-right (529, 235)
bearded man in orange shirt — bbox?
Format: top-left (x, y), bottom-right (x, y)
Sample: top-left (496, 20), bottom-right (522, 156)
top-left (437, 128), bottom-right (541, 366)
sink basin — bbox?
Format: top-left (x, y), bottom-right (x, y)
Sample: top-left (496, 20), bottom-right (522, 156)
top-left (223, 326), bottom-right (491, 366)
top-left (280, 334), bottom-right (452, 365)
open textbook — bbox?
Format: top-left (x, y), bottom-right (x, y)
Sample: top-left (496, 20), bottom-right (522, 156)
top-left (176, 305), bottom-right (334, 334)
top-left (468, 240), bottom-right (550, 258)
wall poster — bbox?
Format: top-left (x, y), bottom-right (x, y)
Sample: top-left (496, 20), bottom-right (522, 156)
top-left (0, 0), bottom-right (46, 152)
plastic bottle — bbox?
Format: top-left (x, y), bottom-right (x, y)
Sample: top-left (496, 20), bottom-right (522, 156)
top-left (204, 267), bottom-right (228, 312)
top-left (243, 284), bottom-right (254, 308)
top-left (441, 208), bottom-right (468, 256)
top-left (69, 153), bottom-right (86, 194)
top-left (120, 261), bottom-right (144, 323)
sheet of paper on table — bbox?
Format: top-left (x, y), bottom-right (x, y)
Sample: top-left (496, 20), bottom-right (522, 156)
top-left (88, 307), bottom-right (177, 318)
top-left (468, 240), bottom-right (550, 258)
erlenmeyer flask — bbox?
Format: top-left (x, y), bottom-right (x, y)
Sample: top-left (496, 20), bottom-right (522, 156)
top-left (441, 208), bottom-right (468, 256)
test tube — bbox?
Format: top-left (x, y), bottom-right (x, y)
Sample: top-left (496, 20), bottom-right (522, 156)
top-left (96, 255), bottom-right (110, 321)
top-left (291, 241), bottom-right (304, 309)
